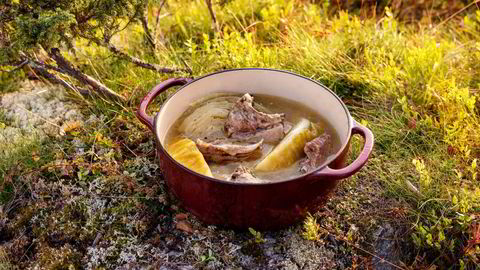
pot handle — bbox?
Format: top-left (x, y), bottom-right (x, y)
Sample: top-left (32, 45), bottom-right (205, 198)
top-left (136, 78), bottom-right (192, 131)
top-left (312, 120), bottom-right (374, 181)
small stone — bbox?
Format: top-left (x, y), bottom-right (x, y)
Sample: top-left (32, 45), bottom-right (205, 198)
top-left (176, 221), bottom-right (193, 234)
top-left (373, 223), bottom-right (401, 270)
top-left (327, 234), bottom-right (338, 247)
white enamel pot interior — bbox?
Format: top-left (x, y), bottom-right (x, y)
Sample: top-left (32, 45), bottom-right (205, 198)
top-left (154, 69), bottom-right (352, 175)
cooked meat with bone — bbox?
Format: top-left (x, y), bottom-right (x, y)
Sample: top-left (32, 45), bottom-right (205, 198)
top-left (299, 133), bottom-right (331, 173)
top-left (225, 94), bottom-right (286, 142)
top-left (230, 123), bottom-right (285, 144)
top-left (229, 166), bottom-right (258, 182)
top-left (196, 138), bottom-right (263, 163)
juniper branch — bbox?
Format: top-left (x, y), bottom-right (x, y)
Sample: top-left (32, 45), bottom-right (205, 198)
top-left (49, 48), bottom-right (126, 102)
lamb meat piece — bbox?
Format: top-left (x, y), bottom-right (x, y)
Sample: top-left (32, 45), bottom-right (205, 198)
top-left (225, 93), bottom-right (285, 137)
top-left (196, 138), bottom-right (263, 163)
top-left (299, 133), bottom-right (331, 173)
top-left (231, 123), bottom-right (285, 143)
top-left (229, 166), bottom-right (259, 182)
top-left (283, 121), bottom-right (293, 134)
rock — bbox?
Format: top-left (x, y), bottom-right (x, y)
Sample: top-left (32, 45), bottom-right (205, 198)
top-left (326, 234), bottom-right (338, 251)
top-left (372, 223), bottom-right (401, 270)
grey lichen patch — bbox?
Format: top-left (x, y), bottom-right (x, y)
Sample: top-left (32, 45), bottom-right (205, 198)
top-left (278, 232), bottom-right (336, 269)
top-left (1, 81), bottom-right (82, 130)
top-left (0, 81), bottom-right (83, 158)
top-left (123, 156), bottom-right (160, 181)
top-left (144, 218), bottom-right (338, 270)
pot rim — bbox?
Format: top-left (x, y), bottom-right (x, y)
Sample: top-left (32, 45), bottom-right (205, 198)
top-left (154, 68), bottom-right (353, 186)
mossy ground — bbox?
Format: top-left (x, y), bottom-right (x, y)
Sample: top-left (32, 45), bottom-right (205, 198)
top-left (1, 0), bottom-right (480, 269)
top-left (0, 89), bottom-right (386, 269)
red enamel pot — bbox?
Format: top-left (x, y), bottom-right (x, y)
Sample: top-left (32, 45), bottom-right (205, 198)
top-left (136, 69), bottom-right (373, 230)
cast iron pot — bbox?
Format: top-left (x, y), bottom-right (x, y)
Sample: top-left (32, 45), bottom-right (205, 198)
top-left (136, 68), bottom-right (374, 230)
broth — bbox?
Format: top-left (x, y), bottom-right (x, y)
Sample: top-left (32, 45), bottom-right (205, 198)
top-left (165, 92), bottom-right (341, 182)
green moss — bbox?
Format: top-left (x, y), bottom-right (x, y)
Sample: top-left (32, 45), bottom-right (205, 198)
top-left (0, 71), bottom-right (25, 95)
top-left (34, 244), bottom-right (82, 270)
top-left (0, 137), bottom-right (55, 204)
top-left (0, 247), bottom-right (17, 270)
